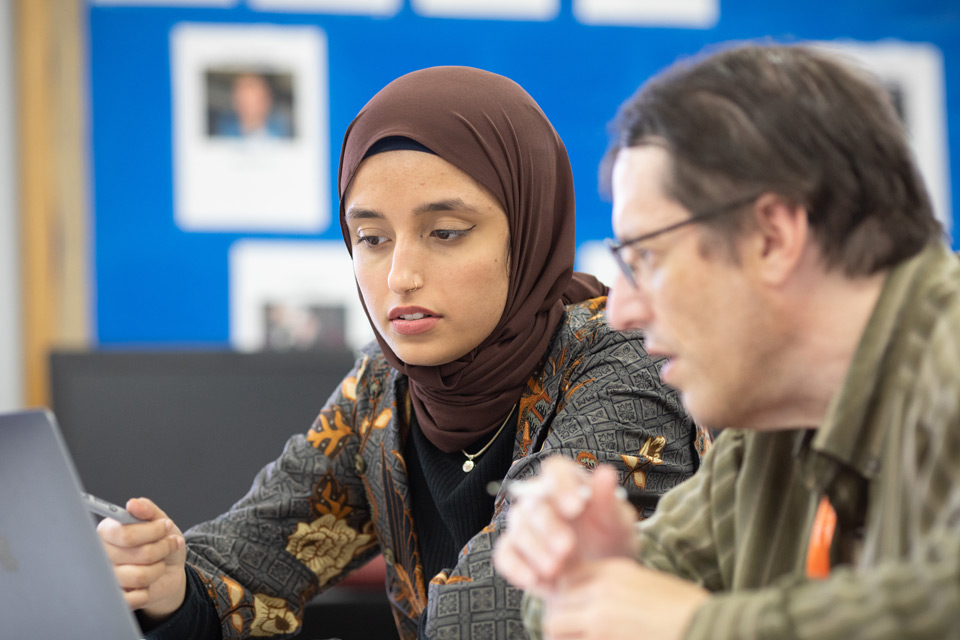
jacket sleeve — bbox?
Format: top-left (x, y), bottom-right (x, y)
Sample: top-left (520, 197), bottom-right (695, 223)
top-left (627, 429), bottom-right (960, 640)
top-left (181, 352), bottom-right (381, 640)
top-left (678, 430), bottom-right (960, 640)
top-left (142, 565), bottom-right (223, 640)
top-left (635, 430), bottom-right (734, 589)
top-left (683, 525), bottom-right (960, 639)
top-left (423, 318), bottom-right (704, 639)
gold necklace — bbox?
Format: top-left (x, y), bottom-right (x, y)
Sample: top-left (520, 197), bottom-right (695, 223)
top-left (461, 403), bottom-right (517, 473)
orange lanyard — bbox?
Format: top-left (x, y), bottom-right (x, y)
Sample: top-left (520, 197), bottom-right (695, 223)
top-left (805, 495), bottom-right (837, 579)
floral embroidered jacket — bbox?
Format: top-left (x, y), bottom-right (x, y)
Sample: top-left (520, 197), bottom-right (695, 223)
top-left (183, 297), bottom-right (708, 639)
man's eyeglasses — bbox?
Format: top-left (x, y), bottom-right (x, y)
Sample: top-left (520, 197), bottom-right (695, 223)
top-left (606, 194), bottom-right (759, 289)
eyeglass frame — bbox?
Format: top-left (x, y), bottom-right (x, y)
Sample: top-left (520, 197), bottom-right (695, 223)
top-left (606, 194), bottom-right (761, 289)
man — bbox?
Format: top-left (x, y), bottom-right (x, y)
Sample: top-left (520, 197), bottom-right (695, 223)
top-left (214, 72), bottom-right (292, 138)
top-left (493, 43), bottom-right (960, 639)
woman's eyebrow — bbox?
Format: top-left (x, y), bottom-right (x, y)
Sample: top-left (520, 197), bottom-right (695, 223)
top-left (346, 198), bottom-right (482, 221)
top-left (344, 206), bottom-right (382, 221)
top-left (413, 198), bottom-right (480, 216)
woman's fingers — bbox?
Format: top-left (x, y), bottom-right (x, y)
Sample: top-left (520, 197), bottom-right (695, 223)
top-left (94, 497), bottom-right (188, 617)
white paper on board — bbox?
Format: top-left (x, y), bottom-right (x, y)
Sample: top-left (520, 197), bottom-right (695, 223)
top-left (230, 240), bottom-right (374, 353)
top-left (92, 0), bottom-right (237, 5)
top-left (573, 0), bottom-right (718, 28)
top-left (248, 0), bottom-right (400, 15)
top-left (411, 0), bottom-right (559, 21)
top-left (171, 23), bottom-right (329, 232)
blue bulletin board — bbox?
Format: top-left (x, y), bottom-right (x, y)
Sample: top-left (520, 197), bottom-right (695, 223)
top-left (86, 0), bottom-right (960, 347)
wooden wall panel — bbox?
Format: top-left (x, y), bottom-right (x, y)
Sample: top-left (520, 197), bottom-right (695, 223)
top-left (16, 0), bottom-right (90, 407)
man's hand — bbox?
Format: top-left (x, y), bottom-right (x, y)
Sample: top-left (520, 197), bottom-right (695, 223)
top-left (96, 497), bottom-right (188, 622)
top-left (542, 558), bottom-right (710, 640)
top-left (494, 456), bottom-right (639, 596)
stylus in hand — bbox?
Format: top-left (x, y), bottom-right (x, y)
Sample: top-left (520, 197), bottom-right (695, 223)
top-left (81, 492), bottom-right (146, 525)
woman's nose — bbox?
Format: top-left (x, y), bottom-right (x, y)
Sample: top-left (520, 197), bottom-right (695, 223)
top-left (386, 241), bottom-right (425, 295)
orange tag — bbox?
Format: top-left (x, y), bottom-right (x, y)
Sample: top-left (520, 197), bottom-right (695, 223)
top-left (805, 496), bottom-right (837, 579)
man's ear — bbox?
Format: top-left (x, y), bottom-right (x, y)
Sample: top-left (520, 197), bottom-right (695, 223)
top-left (742, 193), bottom-right (810, 286)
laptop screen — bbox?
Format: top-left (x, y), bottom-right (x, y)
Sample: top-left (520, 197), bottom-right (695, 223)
top-left (0, 409), bottom-right (143, 639)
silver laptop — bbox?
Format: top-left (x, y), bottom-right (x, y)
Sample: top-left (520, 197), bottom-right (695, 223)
top-left (0, 409), bottom-right (144, 639)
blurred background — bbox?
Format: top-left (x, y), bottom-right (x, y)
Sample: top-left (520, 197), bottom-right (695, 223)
top-left (0, 2), bottom-right (956, 637)
top-left (0, 0), bottom-right (957, 414)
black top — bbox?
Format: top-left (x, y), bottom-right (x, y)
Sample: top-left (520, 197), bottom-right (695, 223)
top-left (403, 404), bottom-right (518, 583)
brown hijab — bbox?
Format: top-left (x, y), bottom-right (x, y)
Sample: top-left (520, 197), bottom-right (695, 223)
top-left (338, 66), bottom-right (606, 453)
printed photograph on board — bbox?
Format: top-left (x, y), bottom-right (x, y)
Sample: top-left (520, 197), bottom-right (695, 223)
top-left (171, 24), bottom-right (328, 232)
top-left (205, 68), bottom-right (296, 140)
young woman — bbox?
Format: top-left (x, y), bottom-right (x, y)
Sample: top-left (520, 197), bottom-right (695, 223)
top-left (98, 66), bottom-right (707, 639)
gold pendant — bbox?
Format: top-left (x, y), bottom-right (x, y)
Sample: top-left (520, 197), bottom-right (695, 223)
top-left (462, 459), bottom-right (475, 473)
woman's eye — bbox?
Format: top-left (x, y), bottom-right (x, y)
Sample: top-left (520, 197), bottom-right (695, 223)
top-left (430, 225), bottom-right (476, 241)
top-left (356, 233), bottom-right (388, 247)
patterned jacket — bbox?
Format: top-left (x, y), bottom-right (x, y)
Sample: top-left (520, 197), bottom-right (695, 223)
top-left (183, 297), bottom-right (707, 638)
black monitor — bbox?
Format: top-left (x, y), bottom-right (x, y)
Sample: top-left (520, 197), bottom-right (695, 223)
top-left (49, 349), bottom-right (358, 529)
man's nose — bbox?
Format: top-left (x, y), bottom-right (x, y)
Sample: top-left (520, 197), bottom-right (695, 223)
top-left (605, 272), bottom-right (653, 331)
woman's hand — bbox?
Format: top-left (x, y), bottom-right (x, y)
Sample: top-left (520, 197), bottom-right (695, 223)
top-left (96, 497), bottom-right (188, 622)
top-left (493, 456), bottom-right (639, 596)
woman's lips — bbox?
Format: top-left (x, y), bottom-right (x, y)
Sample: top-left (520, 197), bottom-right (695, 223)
top-left (389, 307), bottom-right (440, 335)
top-left (391, 316), bottom-right (440, 335)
